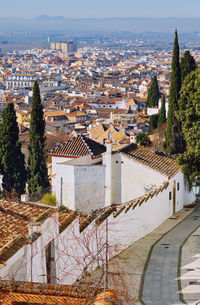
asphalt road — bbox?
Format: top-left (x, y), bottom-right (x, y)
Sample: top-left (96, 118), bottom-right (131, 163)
top-left (142, 206), bottom-right (200, 305)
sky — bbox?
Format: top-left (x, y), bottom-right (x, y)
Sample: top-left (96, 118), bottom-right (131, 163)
top-left (1, 0), bottom-right (200, 19)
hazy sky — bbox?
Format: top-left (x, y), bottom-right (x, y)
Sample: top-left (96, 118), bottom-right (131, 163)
top-left (1, 0), bottom-right (200, 19)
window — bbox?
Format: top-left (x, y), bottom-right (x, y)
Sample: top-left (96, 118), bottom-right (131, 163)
top-left (169, 192), bottom-right (172, 200)
top-left (177, 183), bottom-right (180, 191)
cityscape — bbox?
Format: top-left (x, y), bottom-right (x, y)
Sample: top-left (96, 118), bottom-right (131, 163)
top-left (0, 1), bottom-right (200, 304)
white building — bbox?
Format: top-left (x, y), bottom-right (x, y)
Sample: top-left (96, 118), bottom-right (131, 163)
top-left (6, 74), bottom-right (34, 89)
top-left (50, 135), bottom-right (106, 213)
top-left (0, 137), bottom-right (195, 288)
top-left (51, 135), bottom-right (195, 215)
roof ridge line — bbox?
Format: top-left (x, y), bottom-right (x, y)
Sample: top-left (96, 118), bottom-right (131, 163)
top-left (80, 134), bottom-right (94, 156)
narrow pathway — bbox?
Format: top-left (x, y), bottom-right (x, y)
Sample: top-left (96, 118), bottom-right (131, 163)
top-left (142, 206), bottom-right (200, 305)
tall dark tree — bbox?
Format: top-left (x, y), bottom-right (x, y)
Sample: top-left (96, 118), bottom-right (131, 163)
top-left (164, 30), bottom-right (185, 154)
top-left (158, 95), bottom-right (166, 129)
top-left (176, 69), bottom-right (200, 183)
top-left (0, 103), bottom-right (26, 198)
top-left (150, 114), bottom-right (159, 131)
top-left (146, 76), bottom-right (160, 107)
top-left (28, 81), bottom-right (49, 194)
top-left (180, 50), bottom-right (197, 83)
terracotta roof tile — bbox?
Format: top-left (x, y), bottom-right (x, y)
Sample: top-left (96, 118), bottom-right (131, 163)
top-left (96, 126), bottom-right (116, 143)
top-left (111, 130), bottom-right (126, 143)
top-left (44, 110), bottom-right (67, 117)
top-left (89, 124), bottom-right (105, 140)
top-left (0, 280), bottom-right (103, 304)
top-left (49, 135), bottom-right (106, 158)
top-left (67, 110), bottom-right (87, 117)
top-left (121, 144), bottom-right (179, 177)
top-left (0, 200), bottom-right (53, 266)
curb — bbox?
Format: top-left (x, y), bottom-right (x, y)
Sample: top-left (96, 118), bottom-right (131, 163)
top-left (138, 206), bottom-right (196, 305)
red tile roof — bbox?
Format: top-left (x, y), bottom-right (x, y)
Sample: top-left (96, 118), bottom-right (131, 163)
top-left (49, 135), bottom-right (106, 158)
top-left (121, 144), bottom-right (180, 177)
top-left (0, 280), bottom-right (118, 304)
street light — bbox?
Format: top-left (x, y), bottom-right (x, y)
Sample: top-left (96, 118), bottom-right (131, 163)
top-left (192, 177), bottom-right (200, 199)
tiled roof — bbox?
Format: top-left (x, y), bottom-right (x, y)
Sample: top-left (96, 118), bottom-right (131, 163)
top-left (121, 144), bottom-right (180, 177)
top-left (0, 280), bottom-right (103, 305)
top-left (0, 200), bottom-right (54, 267)
top-left (49, 135), bottom-right (106, 158)
top-left (111, 130), bottom-right (126, 143)
top-left (44, 110), bottom-right (67, 117)
top-left (67, 110), bottom-right (87, 117)
top-left (59, 211), bottom-right (77, 234)
top-left (89, 124), bottom-right (105, 140)
top-left (96, 126), bottom-right (116, 143)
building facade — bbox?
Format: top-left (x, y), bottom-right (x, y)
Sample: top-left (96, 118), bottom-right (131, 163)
top-left (6, 74), bottom-right (34, 89)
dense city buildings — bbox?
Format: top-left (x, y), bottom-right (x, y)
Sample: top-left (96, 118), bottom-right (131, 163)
top-left (0, 33), bottom-right (199, 304)
top-left (50, 41), bottom-right (77, 54)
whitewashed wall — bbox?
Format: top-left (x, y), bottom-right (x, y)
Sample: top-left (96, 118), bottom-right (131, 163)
top-left (56, 174), bottom-right (195, 285)
top-left (52, 156), bottom-right (72, 176)
top-left (0, 152), bottom-right (195, 286)
top-left (147, 108), bottom-right (159, 116)
top-left (0, 247), bottom-right (27, 281)
top-left (0, 176), bottom-right (195, 285)
top-left (53, 161), bottom-right (105, 212)
top-left (120, 153), bottom-right (166, 202)
top-left (0, 215), bottom-right (59, 284)
top-left (52, 155), bottom-right (103, 209)
top-left (74, 164), bottom-right (105, 213)
top-left (54, 164), bottom-right (75, 207)
top-left (57, 218), bottom-right (100, 285)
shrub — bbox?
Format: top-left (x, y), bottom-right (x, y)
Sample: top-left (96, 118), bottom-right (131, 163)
top-left (42, 193), bottom-right (56, 206)
top-left (136, 133), bottom-right (151, 146)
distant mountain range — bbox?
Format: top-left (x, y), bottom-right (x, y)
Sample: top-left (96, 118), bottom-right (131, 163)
top-left (35, 15), bottom-right (66, 21)
top-left (1, 16), bottom-right (200, 33)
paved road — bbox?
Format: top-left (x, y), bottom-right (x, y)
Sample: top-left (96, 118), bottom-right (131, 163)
top-left (142, 206), bottom-right (200, 305)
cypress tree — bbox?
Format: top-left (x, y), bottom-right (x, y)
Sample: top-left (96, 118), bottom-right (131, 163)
top-left (180, 50), bottom-right (197, 83)
top-left (146, 76), bottom-right (160, 108)
top-left (150, 114), bottom-right (159, 131)
top-left (28, 81), bottom-right (49, 194)
top-left (0, 103), bottom-right (26, 198)
top-left (176, 69), bottom-right (200, 182)
top-left (164, 30), bottom-right (184, 154)
top-left (158, 95), bottom-right (166, 129)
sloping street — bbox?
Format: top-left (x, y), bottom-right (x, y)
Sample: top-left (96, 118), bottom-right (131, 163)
top-left (142, 206), bottom-right (200, 305)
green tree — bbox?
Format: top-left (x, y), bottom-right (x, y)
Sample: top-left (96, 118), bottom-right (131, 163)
top-left (150, 114), bottom-right (159, 131)
top-left (28, 81), bottom-right (49, 194)
top-left (0, 103), bottom-right (26, 198)
top-left (176, 69), bottom-right (200, 182)
top-left (136, 133), bottom-right (151, 146)
top-left (180, 50), bottom-right (197, 83)
top-left (158, 95), bottom-right (166, 129)
top-left (146, 76), bottom-right (160, 107)
top-left (164, 30), bottom-right (185, 154)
